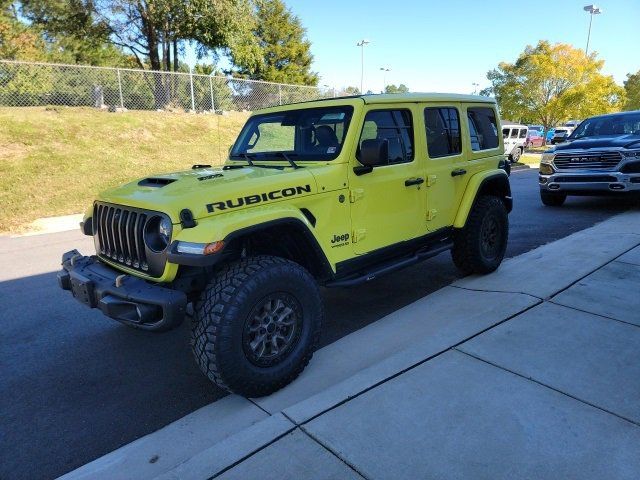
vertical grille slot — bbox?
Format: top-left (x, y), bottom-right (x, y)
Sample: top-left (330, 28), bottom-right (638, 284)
top-left (93, 203), bottom-right (157, 274)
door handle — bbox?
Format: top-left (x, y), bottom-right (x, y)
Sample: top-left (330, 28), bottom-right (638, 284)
top-left (451, 168), bottom-right (467, 177)
top-left (404, 177), bottom-right (425, 187)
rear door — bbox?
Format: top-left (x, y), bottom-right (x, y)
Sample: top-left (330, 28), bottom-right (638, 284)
top-left (421, 103), bottom-right (466, 231)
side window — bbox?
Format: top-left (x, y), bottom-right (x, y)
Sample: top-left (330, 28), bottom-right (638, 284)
top-left (467, 107), bottom-right (499, 151)
top-left (509, 129), bottom-right (518, 138)
top-left (358, 110), bottom-right (414, 164)
top-left (502, 128), bottom-right (510, 139)
top-left (424, 107), bottom-right (461, 158)
top-left (519, 129), bottom-right (527, 139)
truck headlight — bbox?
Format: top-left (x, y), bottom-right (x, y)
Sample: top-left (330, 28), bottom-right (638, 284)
top-left (144, 215), bottom-right (172, 252)
top-left (622, 150), bottom-right (640, 158)
top-left (539, 163), bottom-right (554, 175)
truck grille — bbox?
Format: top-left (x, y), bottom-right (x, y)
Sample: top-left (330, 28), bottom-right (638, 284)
top-left (93, 203), bottom-right (151, 273)
top-left (553, 151), bottom-right (622, 171)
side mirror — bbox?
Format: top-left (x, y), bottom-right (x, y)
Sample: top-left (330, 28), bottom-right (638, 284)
top-left (360, 139), bottom-right (388, 166)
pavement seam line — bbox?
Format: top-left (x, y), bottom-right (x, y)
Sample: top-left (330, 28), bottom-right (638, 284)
top-left (450, 284), bottom-right (543, 301)
top-left (205, 424), bottom-right (298, 480)
top-left (297, 423), bottom-right (370, 480)
top-left (452, 238), bottom-right (640, 301)
top-left (612, 258), bottom-right (640, 268)
top-left (296, 298), bottom-right (544, 426)
top-left (455, 348), bottom-right (640, 428)
top-left (545, 241), bottom-right (640, 300)
top-left (548, 299), bottom-right (640, 330)
top-left (247, 398), bottom-right (272, 416)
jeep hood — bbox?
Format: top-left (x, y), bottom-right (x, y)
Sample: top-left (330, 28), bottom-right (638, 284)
top-left (555, 134), bottom-right (640, 151)
top-left (97, 166), bottom-right (318, 222)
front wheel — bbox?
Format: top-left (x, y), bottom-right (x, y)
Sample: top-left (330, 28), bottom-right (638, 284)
top-left (191, 256), bottom-right (322, 397)
top-left (510, 147), bottom-right (521, 163)
top-left (452, 195), bottom-right (509, 275)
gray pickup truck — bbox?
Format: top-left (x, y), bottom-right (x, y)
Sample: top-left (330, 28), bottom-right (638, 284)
top-left (539, 111), bottom-right (640, 206)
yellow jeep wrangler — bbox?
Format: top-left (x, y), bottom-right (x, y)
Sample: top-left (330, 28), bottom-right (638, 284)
top-left (58, 93), bottom-right (511, 396)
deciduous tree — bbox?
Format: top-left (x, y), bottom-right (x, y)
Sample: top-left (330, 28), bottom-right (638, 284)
top-left (624, 70), bottom-right (640, 111)
top-left (385, 83), bottom-right (409, 94)
top-left (485, 41), bottom-right (624, 132)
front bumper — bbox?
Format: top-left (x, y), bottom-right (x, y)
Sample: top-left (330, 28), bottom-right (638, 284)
top-left (539, 171), bottom-right (640, 194)
top-left (58, 250), bottom-right (187, 331)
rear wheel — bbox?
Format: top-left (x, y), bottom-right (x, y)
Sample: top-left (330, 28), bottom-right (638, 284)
top-left (191, 255), bottom-right (322, 397)
top-left (452, 195), bottom-right (509, 275)
top-left (540, 190), bottom-right (566, 207)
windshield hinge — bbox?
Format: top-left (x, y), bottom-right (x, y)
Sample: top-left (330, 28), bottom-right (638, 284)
top-left (426, 175), bottom-right (437, 187)
top-left (349, 188), bottom-right (365, 203)
top-left (427, 209), bottom-right (438, 221)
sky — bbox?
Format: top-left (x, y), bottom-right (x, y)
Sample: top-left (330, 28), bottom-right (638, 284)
top-left (281, 0), bottom-right (640, 93)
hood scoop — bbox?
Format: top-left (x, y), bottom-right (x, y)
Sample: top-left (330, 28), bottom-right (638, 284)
top-left (138, 177), bottom-right (177, 188)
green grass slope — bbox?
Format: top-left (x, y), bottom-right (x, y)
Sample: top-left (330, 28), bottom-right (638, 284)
top-left (0, 107), bottom-right (249, 232)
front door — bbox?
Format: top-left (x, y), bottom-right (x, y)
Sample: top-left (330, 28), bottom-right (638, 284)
top-left (348, 107), bottom-right (425, 255)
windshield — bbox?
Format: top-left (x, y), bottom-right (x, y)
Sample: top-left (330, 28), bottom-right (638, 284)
top-left (570, 113), bottom-right (640, 140)
top-left (230, 106), bottom-right (354, 161)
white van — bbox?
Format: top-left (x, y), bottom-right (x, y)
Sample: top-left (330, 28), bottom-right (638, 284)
top-left (550, 126), bottom-right (574, 144)
top-left (501, 123), bottom-right (528, 162)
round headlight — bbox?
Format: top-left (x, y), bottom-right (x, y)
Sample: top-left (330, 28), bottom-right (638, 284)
top-left (144, 215), bottom-right (172, 252)
top-left (159, 217), bottom-right (172, 243)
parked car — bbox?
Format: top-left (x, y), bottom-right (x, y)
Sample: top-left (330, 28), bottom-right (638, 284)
top-left (546, 128), bottom-right (556, 143)
top-left (528, 124), bottom-right (544, 134)
top-left (550, 127), bottom-right (574, 144)
top-left (526, 129), bottom-right (545, 148)
top-left (501, 123), bottom-right (528, 162)
top-left (57, 93), bottom-right (512, 396)
top-left (539, 110), bottom-right (640, 206)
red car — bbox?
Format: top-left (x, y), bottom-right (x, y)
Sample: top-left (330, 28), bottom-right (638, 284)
top-left (526, 129), bottom-right (545, 147)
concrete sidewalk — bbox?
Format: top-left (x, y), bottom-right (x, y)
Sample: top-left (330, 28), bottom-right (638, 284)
top-left (61, 211), bottom-right (640, 480)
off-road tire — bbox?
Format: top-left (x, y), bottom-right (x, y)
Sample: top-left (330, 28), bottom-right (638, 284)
top-left (191, 255), bottom-right (322, 397)
top-left (452, 195), bottom-right (509, 275)
top-left (540, 190), bottom-right (566, 207)
top-left (510, 147), bottom-right (521, 163)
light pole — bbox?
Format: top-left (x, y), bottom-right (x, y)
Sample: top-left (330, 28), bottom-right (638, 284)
top-left (380, 67), bottom-right (391, 93)
top-left (583, 4), bottom-right (602, 56)
top-left (472, 82), bottom-right (479, 95)
top-left (356, 39), bottom-right (370, 93)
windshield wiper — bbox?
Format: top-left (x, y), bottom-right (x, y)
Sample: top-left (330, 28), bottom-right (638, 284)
top-left (274, 152), bottom-right (300, 169)
top-left (241, 153), bottom-right (255, 166)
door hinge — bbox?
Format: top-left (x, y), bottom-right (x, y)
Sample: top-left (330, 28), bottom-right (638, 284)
top-left (426, 175), bottom-right (437, 187)
top-left (349, 188), bottom-right (365, 203)
top-left (427, 209), bottom-right (438, 221)
top-left (352, 228), bottom-right (367, 243)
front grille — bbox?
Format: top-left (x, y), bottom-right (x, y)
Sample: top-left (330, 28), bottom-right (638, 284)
top-left (554, 175), bottom-right (618, 183)
top-left (553, 151), bottom-right (622, 171)
top-left (93, 203), bottom-right (150, 273)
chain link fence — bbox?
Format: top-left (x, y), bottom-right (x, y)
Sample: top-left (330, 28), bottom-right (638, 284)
top-left (0, 60), bottom-right (335, 112)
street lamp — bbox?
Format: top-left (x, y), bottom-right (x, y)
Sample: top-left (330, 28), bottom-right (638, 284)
top-left (356, 39), bottom-right (370, 94)
top-left (583, 4), bottom-right (602, 56)
top-left (472, 82), bottom-right (479, 95)
top-left (380, 67), bottom-right (391, 93)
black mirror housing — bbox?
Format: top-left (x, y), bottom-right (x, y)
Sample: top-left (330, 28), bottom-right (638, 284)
top-left (359, 139), bottom-right (388, 167)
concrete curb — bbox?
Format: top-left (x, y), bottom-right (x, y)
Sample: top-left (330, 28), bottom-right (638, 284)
top-left (58, 211), bottom-right (640, 480)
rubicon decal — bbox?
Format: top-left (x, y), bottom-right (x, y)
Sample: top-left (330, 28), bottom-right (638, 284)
top-left (206, 185), bottom-right (312, 213)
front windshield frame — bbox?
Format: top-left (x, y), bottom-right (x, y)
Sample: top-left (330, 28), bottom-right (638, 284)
top-left (230, 105), bottom-right (355, 162)
top-left (569, 113), bottom-right (640, 140)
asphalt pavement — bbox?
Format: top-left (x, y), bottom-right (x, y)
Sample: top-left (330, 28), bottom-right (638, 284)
top-left (0, 168), bottom-right (637, 480)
